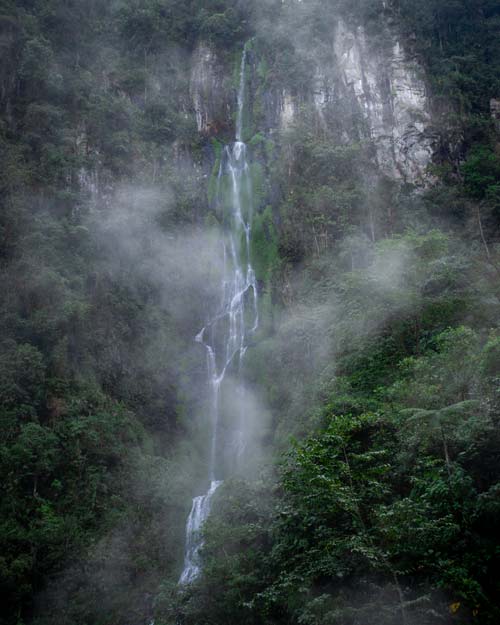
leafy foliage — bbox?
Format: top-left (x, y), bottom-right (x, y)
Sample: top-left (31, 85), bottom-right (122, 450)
top-left (1, 1), bottom-right (500, 625)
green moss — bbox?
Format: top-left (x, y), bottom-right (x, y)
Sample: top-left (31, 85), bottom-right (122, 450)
top-left (265, 138), bottom-right (275, 160)
top-left (250, 205), bottom-right (279, 283)
top-left (257, 58), bottom-right (269, 83)
top-left (249, 161), bottom-right (265, 209)
top-left (211, 137), bottom-right (224, 160)
top-left (255, 288), bottom-right (275, 338)
top-left (204, 212), bottom-right (221, 229)
top-left (207, 141), bottom-right (223, 206)
top-left (249, 132), bottom-right (265, 147)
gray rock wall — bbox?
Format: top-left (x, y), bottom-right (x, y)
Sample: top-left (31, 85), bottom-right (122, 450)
top-left (278, 19), bottom-right (437, 184)
top-left (190, 43), bottom-right (233, 137)
top-left (190, 17), bottom-right (438, 185)
top-left (332, 19), bottom-right (436, 183)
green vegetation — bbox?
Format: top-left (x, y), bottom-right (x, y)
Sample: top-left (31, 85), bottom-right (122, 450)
top-left (0, 1), bottom-right (499, 625)
top-left (165, 233), bottom-right (500, 625)
top-left (250, 206), bottom-right (279, 283)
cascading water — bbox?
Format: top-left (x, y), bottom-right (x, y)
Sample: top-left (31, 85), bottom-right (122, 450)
top-left (179, 45), bottom-right (258, 585)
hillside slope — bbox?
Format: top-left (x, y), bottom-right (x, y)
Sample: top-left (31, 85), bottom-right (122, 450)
top-left (0, 1), bottom-right (499, 624)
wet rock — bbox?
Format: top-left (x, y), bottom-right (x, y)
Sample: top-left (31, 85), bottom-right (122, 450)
top-left (190, 43), bottom-right (233, 137)
top-left (277, 18), bottom-right (438, 184)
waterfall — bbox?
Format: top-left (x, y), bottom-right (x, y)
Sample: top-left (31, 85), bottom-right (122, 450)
top-left (179, 44), bottom-right (258, 586)
top-left (236, 46), bottom-right (247, 142)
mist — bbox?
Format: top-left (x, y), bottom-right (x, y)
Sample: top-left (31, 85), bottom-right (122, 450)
top-left (1, 1), bottom-right (499, 625)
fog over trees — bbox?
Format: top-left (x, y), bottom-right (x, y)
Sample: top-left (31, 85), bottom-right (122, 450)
top-left (0, 1), bottom-right (499, 624)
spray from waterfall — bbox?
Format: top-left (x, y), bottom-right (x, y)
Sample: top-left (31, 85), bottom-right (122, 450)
top-left (179, 43), bottom-right (258, 585)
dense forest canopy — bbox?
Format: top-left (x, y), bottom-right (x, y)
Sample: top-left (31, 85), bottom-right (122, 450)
top-left (0, 1), bottom-right (499, 624)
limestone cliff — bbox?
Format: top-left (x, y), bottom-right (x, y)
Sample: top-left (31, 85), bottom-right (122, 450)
top-left (332, 19), bottom-right (436, 183)
top-left (278, 19), bottom-right (437, 183)
top-left (190, 17), bottom-right (438, 185)
top-left (190, 43), bottom-right (233, 137)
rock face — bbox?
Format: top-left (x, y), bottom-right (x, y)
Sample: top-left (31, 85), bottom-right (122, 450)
top-left (278, 19), bottom-right (436, 183)
top-left (190, 43), bottom-right (232, 136)
top-left (189, 19), bottom-right (437, 184)
top-left (279, 92), bottom-right (298, 131)
top-left (332, 19), bottom-right (435, 183)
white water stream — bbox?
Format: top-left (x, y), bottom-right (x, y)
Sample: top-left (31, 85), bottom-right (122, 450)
top-left (179, 45), bottom-right (258, 585)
